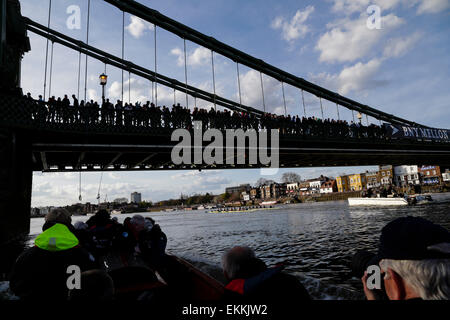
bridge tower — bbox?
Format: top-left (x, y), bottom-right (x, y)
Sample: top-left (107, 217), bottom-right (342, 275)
top-left (0, 0), bottom-right (32, 246)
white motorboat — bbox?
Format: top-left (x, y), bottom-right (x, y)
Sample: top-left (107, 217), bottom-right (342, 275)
top-left (260, 201), bottom-right (277, 206)
top-left (348, 197), bottom-right (408, 206)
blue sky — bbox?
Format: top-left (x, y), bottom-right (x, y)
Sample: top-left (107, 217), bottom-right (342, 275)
top-left (20, 0), bottom-right (450, 206)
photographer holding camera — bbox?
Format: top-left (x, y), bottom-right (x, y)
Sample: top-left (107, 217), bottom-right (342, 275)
top-left (356, 216), bottom-right (450, 300)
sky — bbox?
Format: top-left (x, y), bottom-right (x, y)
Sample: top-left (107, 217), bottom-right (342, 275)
top-left (19, 0), bottom-right (450, 207)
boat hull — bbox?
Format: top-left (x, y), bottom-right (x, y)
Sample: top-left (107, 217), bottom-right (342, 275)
top-left (348, 197), bottom-right (408, 206)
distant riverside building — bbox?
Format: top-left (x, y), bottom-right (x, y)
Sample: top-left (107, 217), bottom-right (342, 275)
top-left (419, 166), bottom-right (441, 185)
top-left (114, 197), bottom-right (128, 204)
top-left (250, 188), bottom-right (260, 199)
top-left (348, 173), bottom-right (367, 191)
top-left (365, 171), bottom-right (380, 189)
top-left (394, 165), bottom-right (420, 187)
top-left (336, 176), bottom-right (350, 192)
top-left (379, 165), bottom-right (393, 185)
top-left (286, 183), bottom-right (299, 196)
top-left (258, 183), bottom-right (285, 199)
top-left (298, 181), bottom-right (311, 195)
top-left (320, 180), bottom-right (337, 194)
top-left (309, 180), bottom-right (322, 194)
top-left (260, 185), bottom-right (272, 199)
top-left (272, 183), bottom-right (287, 198)
top-left (442, 171), bottom-right (450, 183)
top-left (241, 192), bottom-right (250, 201)
top-left (130, 192), bottom-right (142, 203)
top-left (225, 184), bottom-right (251, 195)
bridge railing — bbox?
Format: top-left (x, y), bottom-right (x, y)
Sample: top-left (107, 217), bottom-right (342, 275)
top-left (0, 94), bottom-right (443, 144)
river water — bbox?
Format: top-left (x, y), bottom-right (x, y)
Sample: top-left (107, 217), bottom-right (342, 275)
top-left (23, 193), bottom-right (450, 300)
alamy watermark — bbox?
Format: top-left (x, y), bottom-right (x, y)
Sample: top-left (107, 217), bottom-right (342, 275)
top-left (367, 5), bottom-right (382, 30)
top-left (66, 265), bottom-right (81, 290)
top-left (66, 5), bottom-right (81, 30)
top-left (171, 121), bottom-right (280, 175)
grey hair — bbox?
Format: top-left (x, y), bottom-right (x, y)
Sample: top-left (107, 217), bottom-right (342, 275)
top-left (380, 259), bottom-right (450, 300)
top-left (222, 246), bottom-right (255, 280)
top-left (130, 214), bottom-right (145, 226)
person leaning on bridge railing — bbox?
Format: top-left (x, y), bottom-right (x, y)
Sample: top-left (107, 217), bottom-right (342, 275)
top-left (16, 93), bottom-right (395, 140)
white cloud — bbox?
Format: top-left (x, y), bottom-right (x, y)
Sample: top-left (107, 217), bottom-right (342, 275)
top-left (383, 32), bottom-right (423, 58)
top-left (416, 0), bottom-right (450, 14)
top-left (330, 0), bottom-right (404, 14)
top-left (170, 48), bottom-right (184, 66)
top-left (330, 0), bottom-right (450, 15)
top-left (126, 15), bottom-right (154, 39)
top-left (271, 6), bottom-right (315, 42)
top-left (316, 14), bottom-right (404, 63)
top-left (171, 46), bottom-right (211, 67)
top-left (87, 89), bottom-right (98, 101)
top-left (237, 70), bottom-right (282, 112)
top-left (108, 77), bottom-right (183, 107)
top-left (311, 58), bottom-right (385, 95)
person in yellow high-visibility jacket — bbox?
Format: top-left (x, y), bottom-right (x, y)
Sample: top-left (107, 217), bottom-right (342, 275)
top-left (9, 209), bottom-right (96, 300)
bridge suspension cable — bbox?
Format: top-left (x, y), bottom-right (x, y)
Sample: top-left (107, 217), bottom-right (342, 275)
top-left (48, 41), bottom-right (54, 98)
top-left (154, 24), bottom-right (158, 107)
top-left (211, 50), bottom-right (216, 111)
top-left (121, 10), bottom-right (125, 102)
top-left (183, 38), bottom-right (189, 108)
top-left (236, 62), bottom-right (242, 108)
top-left (336, 103), bottom-right (340, 121)
top-left (42, 0), bottom-right (52, 101)
top-left (319, 97), bottom-right (324, 119)
top-left (281, 81), bottom-right (287, 116)
top-left (77, 45), bottom-right (82, 100)
top-left (78, 170), bottom-right (82, 202)
top-left (260, 72), bottom-right (266, 113)
top-left (101, 0), bottom-right (427, 128)
top-left (301, 89), bottom-right (306, 118)
top-left (84, 0), bottom-right (91, 102)
top-left (25, 17), bottom-right (264, 116)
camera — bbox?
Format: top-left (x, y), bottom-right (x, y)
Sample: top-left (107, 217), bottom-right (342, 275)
top-left (351, 250), bottom-right (388, 300)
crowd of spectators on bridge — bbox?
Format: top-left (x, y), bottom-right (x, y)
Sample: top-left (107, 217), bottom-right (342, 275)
top-left (23, 92), bottom-right (387, 139)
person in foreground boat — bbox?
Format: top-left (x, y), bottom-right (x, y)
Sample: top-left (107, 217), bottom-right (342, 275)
top-left (9, 208), bottom-right (97, 300)
top-left (222, 246), bottom-right (311, 302)
top-left (361, 216), bottom-right (450, 300)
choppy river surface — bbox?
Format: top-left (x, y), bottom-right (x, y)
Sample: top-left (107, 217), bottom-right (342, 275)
top-left (24, 193), bottom-right (450, 300)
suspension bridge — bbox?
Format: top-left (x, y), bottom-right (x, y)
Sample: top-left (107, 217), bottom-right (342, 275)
top-left (0, 0), bottom-right (450, 243)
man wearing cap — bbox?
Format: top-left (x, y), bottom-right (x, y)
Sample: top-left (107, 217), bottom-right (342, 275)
top-left (9, 209), bottom-right (96, 300)
top-left (362, 216), bottom-right (450, 300)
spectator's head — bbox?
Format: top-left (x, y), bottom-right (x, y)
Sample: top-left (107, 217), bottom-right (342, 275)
top-left (222, 246), bottom-right (265, 281)
top-left (74, 221), bottom-right (88, 230)
top-left (129, 215), bottom-right (146, 237)
top-left (68, 269), bottom-right (115, 301)
top-left (94, 209), bottom-right (111, 226)
top-left (44, 208), bottom-right (72, 230)
top-left (377, 216), bottom-right (450, 300)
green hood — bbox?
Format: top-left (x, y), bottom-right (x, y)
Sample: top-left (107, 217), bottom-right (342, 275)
top-left (35, 223), bottom-right (79, 252)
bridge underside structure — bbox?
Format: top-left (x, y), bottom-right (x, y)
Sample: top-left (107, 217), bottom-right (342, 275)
top-left (31, 129), bottom-right (450, 172)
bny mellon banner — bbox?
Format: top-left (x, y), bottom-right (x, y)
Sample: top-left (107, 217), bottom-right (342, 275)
top-left (384, 124), bottom-right (450, 142)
